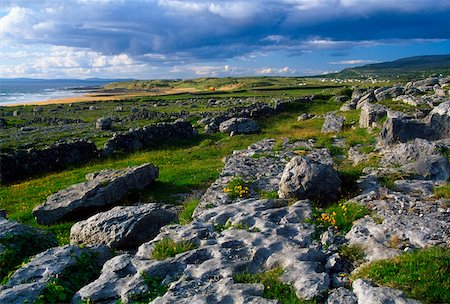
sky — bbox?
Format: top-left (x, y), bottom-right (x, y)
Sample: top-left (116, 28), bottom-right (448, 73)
top-left (0, 0), bottom-right (449, 79)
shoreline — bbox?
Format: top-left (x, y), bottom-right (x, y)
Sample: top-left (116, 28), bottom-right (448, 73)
top-left (1, 88), bottom-right (199, 107)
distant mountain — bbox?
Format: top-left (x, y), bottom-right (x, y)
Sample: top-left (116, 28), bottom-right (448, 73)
top-left (328, 55), bottom-right (450, 80)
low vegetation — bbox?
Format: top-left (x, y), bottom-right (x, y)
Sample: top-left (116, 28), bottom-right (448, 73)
top-left (151, 237), bottom-right (198, 260)
top-left (433, 184), bottom-right (450, 199)
top-left (233, 268), bottom-right (316, 304)
top-left (338, 244), bottom-right (366, 267)
top-left (213, 220), bottom-right (260, 233)
top-left (0, 232), bottom-right (58, 283)
top-left (353, 247), bottom-right (450, 303)
top-left (35, 251), bottom-right (101, 304)
top-left (223, 177), bottom-right (251, 199)
top-left (311, 200), bottom-right (369, 235)
top-left (178, 197), bottom-right (200, 225)
top-left (127, 272), bottom-right (168, 303)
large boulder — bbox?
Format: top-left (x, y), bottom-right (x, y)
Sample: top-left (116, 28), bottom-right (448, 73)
top-left (0, 245), bottom-right (112, 304)
top-left (380, 138), bottom-right (441, 166)
top-left (374, 86), bottom-right (404, 101)
top-left (322, 113), bottom-right (345, 133)
top-left (70, 204), bottom-right (177, 249)
top-left (356, 91), bottom-right (376, 109)
top-left (219, 117), bottom-right (261, 135)
top-left (401, 155), bottom-right (450, 181)
top-left (359, 103), bottom-right (387, 128)
top-left (278, 156), bottom-right (341, 203)
top-left (426, 101), bottom-right (450, 138)
top-left (33, 163), bottom-right (159, 225)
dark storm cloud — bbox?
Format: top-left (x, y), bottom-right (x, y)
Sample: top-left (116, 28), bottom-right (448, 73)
top-left (1, 0), bottom-right (449, 63)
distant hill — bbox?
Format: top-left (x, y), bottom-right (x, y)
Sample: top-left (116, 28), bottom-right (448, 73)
top-left (327, 55), bottom-right (450, 80)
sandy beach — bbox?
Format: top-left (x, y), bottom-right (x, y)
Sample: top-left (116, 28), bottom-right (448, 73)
top-left (3, 87), bottom-right (199, 107)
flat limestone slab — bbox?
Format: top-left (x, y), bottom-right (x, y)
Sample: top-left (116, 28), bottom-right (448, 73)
top-left (33, 163), bottom-right (159, 225)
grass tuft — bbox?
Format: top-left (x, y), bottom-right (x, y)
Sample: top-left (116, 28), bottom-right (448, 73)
top-left (433, 184), bottom-right (450, 199)
top-left (352, 247), bottom-right (450, 304)
top-left (178, 197), bottom-right (200, 225)
top-left (233, 268), bottom-right (315, 304)
top-left (151, 237), bottom-right (198, 260)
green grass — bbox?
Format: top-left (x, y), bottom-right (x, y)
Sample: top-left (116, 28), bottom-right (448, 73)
top-left (233, 268), bottom-right (315, 304)
top-left (353, 247), bottom-right (450, 303)
top-left (151, 237), bottom-right (198, 260)
top-left (433, 184), bottom-right (450, 199)
top-left (338, 244), bottom-right (366, 266)
top-left (258, 189), bottom-right (279, 199)
top-left (127, 272), bottom-right (168, 303)
top-left (224, 177), bottom-right (251, 199)
top-left (311, 200), bottom-right (369, 235)
top-left (0, 232), bottom-right (58, 283)
top-left (178, 197), bottom-right (200, 225)
top-left (35, 251), bottom-right (101, 304)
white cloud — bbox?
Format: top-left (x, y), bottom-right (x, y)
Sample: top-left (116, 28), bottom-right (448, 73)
top-left (329, 59), bottom-right (379, 65)
top-left (256, 66), bottom-right (295, 75)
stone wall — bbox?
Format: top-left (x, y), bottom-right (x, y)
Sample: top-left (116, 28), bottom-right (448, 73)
top-left (0, 140), bottom-right (98, 185)
top-left (102, 121), bottom-right (197, 156)
top-left (0, 121), bottom-right (197, 185)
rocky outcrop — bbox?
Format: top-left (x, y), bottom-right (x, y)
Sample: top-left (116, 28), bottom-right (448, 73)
top-left (379, 101), bottom-right (450, 145)
top-left (102, 121), bottom-right (197, 156)
top-left (0, 140), bottom-right (98, 185)
top-left (352, 279), bottom-right (421, 304)
top-left (0, 245), bottom-right (112, 304)
top-left (322, 113), bottom-right (345, 133)
top-left (33, 163), bottom-right (159, 225)
top-left (96, 117), bottom-right (112, 130)
top-left (0, 218), bottom-right (58, 280)
top-left (218, 117), bottom-right (261, 135)
top-left (278, 156), bottom-right (341, 203)
top-left (74, 199), bottom-right (329, 303)
top-left (70, 204), bottom-right (177, 249)
top-left (359, 103), bottom-right (387, 128)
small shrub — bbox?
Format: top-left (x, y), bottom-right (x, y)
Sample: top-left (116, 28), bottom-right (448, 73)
top-left (258, 190), bottom-right (279, 199)
top-left (224, 177), bottom-right (251, 199)
top-left (353, 247), bottom-right (450, 303)
top-left (379, 172), bottom-right (409, 190)
top-left (151, 237), bottom-right (198, 260)
top-left (433, 184), bottom-right (450, 199)
top-left (178, 197), bottom-right (200, 225)
top-left (338, 244), bottom-right (366, 266)
top-left (128, 272), bottom-right (168, 303)
top-left (312, 200), bottom-right (369, 234)
top-left (234, 268), bottom-right (315, 304)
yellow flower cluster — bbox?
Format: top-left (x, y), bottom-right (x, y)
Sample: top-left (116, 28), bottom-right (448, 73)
top-left (224, 184), bottom-right (250, 198)
top-left (318, 211), bottom-right (337, 229)
top-left (339, 202), bottom-right (348, 216)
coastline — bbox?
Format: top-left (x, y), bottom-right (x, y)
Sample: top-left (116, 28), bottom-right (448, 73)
top-left (1, 88), bottom-right (199, 107)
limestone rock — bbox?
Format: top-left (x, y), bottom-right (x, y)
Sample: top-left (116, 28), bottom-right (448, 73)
top-left (278, 156), bottom-right (341, 203)
top-left (374, 86), bottom-right (404, 101)
top-left (380, 139), bottom-right (440, 166)
top-left (298, 113), bottom-right (314, 121)
top-left (326, 287), bottom-right (357, 304)
top-left (96, 117), bottom-right (112, 130)
top-left (352, 279), bottom-right (422, 304)
top-left (70, 204), bottom-right (177, 249)
top-left (426, 101), bottom-right (450, 138)
top-left (33, 163), bottom-right (159, 225)
top-left (356, 91), bottom-right (376, 109)
top-left (400, 155), bottom-right (450, 181)
top-left (322, 113), bottom-right (345, 133)
top-left (359, 103), bottom-right (387, 128)
top-left (219, 117), bottom-right (261, 135)
top-left (0, 245), bottom-right (112, 304)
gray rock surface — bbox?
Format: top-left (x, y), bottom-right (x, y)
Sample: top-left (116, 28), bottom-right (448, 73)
top-left (326, 287), bottom-right (357, 304)
top-left (360, 103), bottom-right (387, 128)
top-left (96, 117), bottom-right (113, 130)
top-left (278, 156), bottom-right (341, 203)
top-left (219, 117), bottom-right (261, 134)
top-left (74, 199), bottom-right (329, 303)
top-left (427, 101), bottom-right (450, 138)
top-left (322, 113), bottom-right (345, 133)
top-left (0, 245), bottom-right (112, 304)
top-left (380, 139), bottom-right (440, 166)
top-left (33, 163), bottom-right (159, 225)
top-left (352, 279), bottom-right (422, 304)
top-left (70, 204), bottom-right (177, 249)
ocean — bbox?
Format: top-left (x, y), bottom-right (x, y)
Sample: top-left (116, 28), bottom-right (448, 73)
top-left (0, 79), bottom-right (114, 105)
